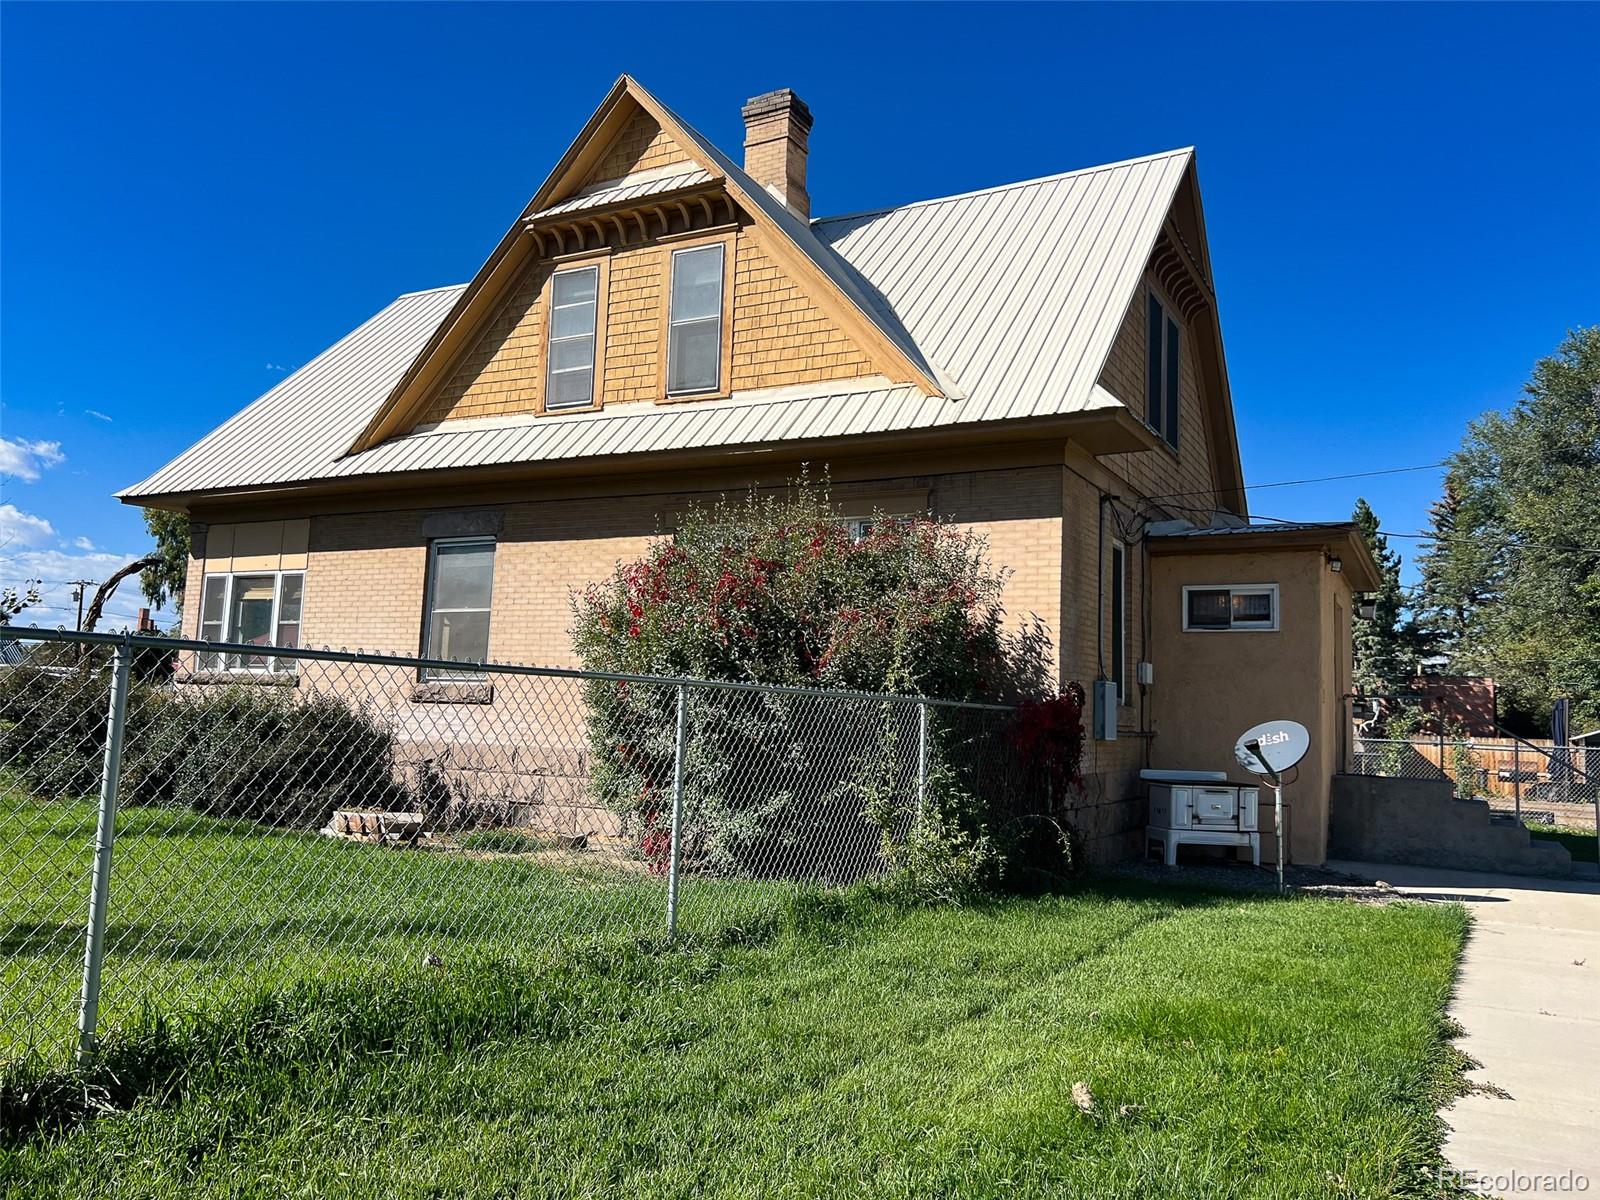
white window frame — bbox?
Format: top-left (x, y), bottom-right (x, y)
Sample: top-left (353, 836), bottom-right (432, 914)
top-left (1111, 541), bottom-right (1128, 703)
top-left (840, 511), bottom-right (921, 542)
top-left (421, 536), bottom-right (496, 679)
top-left (1181, 583), bottom-right (1280, 633)
top-left (196, 569), bottom-right (304, 673)
top-left (665, 242), bottom-right (725, 397)
top-left (545, 264), bottom-right (600, 412)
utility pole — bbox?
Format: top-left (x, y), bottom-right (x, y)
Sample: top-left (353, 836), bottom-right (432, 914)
top-left (70, 580), bottom-right (96, 632)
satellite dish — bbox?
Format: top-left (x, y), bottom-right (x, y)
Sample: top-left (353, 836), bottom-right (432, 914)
top-left (1234, 719), bottom-right (1310, 779)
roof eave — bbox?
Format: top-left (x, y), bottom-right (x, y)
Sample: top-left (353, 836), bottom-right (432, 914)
top-left (1148, 523), bottom-right (1382, 592)
top-left (118, 406), bottom-right (1147, 514)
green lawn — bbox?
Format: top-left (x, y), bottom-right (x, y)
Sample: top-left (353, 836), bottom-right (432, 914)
top-left (1, 795), bottom-right (778, 1066)
top-left (1526, 821), bottom-right (1598, 864)
top-left (3, 856), bottom-right (1469, 1198)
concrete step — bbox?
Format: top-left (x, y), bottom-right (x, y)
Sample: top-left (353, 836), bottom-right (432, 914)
top-left (1330, 775), bottom-right (1574, 878)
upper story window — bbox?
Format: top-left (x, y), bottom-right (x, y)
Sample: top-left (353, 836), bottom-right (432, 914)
top-left (546, 265), bottom-right (599, 411)
top-left (1146, 292), bottom-right (1181, 451)
top-left (197, 570), bottom-right (303, 672)
top-left (667, 243), bottom-right (725, 396)
top-left (423, 538), bottom-right (496, 677)
top-left (1183, 584), bottom-right (1278, 632)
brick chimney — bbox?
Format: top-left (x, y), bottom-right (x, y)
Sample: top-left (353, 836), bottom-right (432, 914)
top-left (741, 89), bottom-right (813, 220)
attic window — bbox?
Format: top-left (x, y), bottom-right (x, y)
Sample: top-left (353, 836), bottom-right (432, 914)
top-left (666, 243), bottom-right (725, 395)
top-left (1146, 292), bottom-right (1181, 450)
top-left (546, 265), bottom-right (599, 411)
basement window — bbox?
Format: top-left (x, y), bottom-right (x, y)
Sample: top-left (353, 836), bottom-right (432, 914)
top-left (1183, 584), bottom-right (1278, 632)
top-left (422, 538), bottom-right (496, 677)
top-left (196, 570), bottom-right (303, 672)
top-left (666, 243), bottom-right (725, 395)
top-left (546, 265), bottom-right (599, 411)
top-left (1146, 292), bottom-right (1181, 451)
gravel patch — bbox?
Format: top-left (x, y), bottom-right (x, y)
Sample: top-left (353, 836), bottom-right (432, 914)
top-left (1101, 857), bottom-right (1413, 904)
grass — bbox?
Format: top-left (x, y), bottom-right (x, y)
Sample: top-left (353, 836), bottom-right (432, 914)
top-left (455, 826), bottom-right (562, 854)
top-left (0, 795), bottom-right (778, 1065)
top-left (1526, 821), bottom-right (1598, 863)
top-left (1, 857), bottom-right (1470, 1198)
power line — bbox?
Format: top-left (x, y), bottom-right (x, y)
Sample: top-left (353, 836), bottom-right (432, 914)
top-left (1145, 461), bottom-right (1448, 504)
top-left (1249, 512), bottom-right (1600, 557)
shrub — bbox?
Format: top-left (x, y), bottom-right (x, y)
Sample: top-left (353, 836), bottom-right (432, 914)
top-left (571, 481), bottom-right (1034, 884)
top-left (161, 687), bottom-right (401, 827)
top-left (0, 666), bottom-right (402, 828)
top-left (0, 662), bottom-right (172, 802)
top-left (996, 688), bottom-right (1087, 883)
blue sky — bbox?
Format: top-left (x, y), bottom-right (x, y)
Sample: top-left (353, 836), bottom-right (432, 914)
top-left (2, 1), bottom-right (1596, 628)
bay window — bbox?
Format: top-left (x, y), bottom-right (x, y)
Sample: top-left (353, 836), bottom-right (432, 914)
top-left (196, 570), bottom-right (304, 671)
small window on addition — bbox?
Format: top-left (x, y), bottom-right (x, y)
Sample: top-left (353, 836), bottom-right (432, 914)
top-left (667, 243), bottom-right (724, 396)
top-left (196, 570), bottom-right (305, 672)
top-left (546, 265), bottom-right (599, 411)
top-left (423, 538), bottom-right (496, 678)
top-left (1183, 584), bottom-right (1279, 632)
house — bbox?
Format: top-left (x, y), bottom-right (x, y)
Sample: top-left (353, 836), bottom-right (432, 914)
top-left (119, 76), bottom-right (1378, 864)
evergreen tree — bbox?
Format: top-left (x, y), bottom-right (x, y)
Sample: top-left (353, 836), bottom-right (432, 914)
top-left (1415, 327), bottom-right (1600, 730)
top-left (1350, 498), bottom-right (1414, 694)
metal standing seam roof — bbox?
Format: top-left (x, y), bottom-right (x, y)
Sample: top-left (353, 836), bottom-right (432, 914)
top-left (120, 143), bottom-right (1193, 501)
top-left (528, 166), bottom-right (713, 218)
top-left (1150, 521), bottom-right (1357, 539)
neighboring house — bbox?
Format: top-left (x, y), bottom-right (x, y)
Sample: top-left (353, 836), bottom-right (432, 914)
top-left (1410, 673), bottom-right (1500, 738)
top-left (120, 77), bottom-right (1377, 863)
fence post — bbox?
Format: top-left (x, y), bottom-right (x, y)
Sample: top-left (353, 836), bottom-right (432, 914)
top-left (665, 683), bottom-right (687, 938)
top-left (916, 700), bottom-right (929, 823)
top-left (1513, 742), bottom-right (1522, 823)
top-left (76, 635), bottom-right (132, 1064)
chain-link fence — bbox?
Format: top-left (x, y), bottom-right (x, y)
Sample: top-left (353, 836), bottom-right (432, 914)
top-left (1349, 735), bottom-right (1598, 831)
top-left (1, 627), bottom-right (1017, 1070)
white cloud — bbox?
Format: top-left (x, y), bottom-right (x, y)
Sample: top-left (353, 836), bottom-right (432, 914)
top-left (84, 409), bottom-right (114, 423)
top-left (0, 504), bottom-right (56, 547)
top-left (2, 545), bottom-right (158, 631)
top-left (0, 436), bottom-right (65, 481)
top-left (71, 535), bottom-right (97, 551)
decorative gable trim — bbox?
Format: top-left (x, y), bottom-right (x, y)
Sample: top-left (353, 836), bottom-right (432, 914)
top-left (347, 76), bottom-right (942, 455)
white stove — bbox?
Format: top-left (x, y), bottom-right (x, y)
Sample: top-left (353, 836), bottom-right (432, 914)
top-left (1142, 770), bottom-right (1261, 867)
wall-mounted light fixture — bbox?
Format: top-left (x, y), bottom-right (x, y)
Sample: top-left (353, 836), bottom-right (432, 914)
top-left (1328, 555), bottom-right (1343, 573)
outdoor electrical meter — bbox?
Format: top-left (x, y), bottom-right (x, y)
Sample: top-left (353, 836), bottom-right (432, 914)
top-left (1092, 680), bottom-right (1118, 741)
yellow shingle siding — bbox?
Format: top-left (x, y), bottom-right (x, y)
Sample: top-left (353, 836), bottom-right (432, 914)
top-left (420, 258), bottom-right (551, 424)
top-left (584, 111), bottom-right (689, 185)
top-left (414, 224), bottom-right (879, 425)
top-left (730, 233), bottom-right (874, 390)
top-left (1097, 272), bottom-right (1218, 517)
top-left (602, 244), bottom-right (663, 405)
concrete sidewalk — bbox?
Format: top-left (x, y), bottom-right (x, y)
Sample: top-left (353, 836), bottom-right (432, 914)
top-left (1330, 860), bottom-right (1600, 1199)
